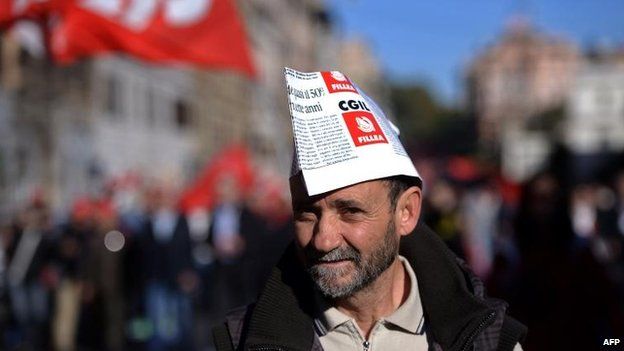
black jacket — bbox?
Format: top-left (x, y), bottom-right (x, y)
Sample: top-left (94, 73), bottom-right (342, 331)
top-left (213, 222), bottom-right (527, 351)
top-left (138, 214), bottom-right (194, 287)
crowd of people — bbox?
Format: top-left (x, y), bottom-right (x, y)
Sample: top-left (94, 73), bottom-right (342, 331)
top-left (0, 170), bottom-right (294, 351)
top-left (420, 159), bottom-right (624, 350)
top-left (1, 159), bottom-right (623, 350)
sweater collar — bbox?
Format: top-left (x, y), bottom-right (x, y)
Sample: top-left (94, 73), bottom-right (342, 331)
top-left (243, 222), bottom-right (494, 351)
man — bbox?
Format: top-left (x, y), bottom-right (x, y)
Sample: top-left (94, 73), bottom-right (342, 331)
top-left (212, 69), bottom-right (526, 350)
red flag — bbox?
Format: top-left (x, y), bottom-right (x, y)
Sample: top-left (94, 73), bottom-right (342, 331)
top-left (179, 144), bottom-right (254, 212)
top-left (447, 156), bottom-right (482, 182)
top-left (49, 0), bottom-right (255, 76)
top-left (0, 0), bottom-right (55, 28)
top-left (0, 2), bottom-right (12, 26)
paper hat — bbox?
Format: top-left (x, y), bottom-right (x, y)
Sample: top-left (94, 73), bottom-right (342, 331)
top-left (285, 68), bottom-right (421, 196)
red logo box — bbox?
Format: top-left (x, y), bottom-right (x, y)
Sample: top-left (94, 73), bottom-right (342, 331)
top-left (342, 111), bottom-right (388, 147)
top-left (321, 71), bottom-right (357, 94)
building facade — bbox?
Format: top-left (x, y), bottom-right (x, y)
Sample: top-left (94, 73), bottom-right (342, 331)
top-left (466, 18), bottom-right (580, 181)
top-left (467, 19), bottom-right (580, 147)
top-left (564, 56), bottom-right (624, 154)
top-left (0, 0), bottom-right (385, 214)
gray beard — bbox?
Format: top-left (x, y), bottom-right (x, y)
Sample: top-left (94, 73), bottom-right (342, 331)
top-left (306, 219), bottom-right (399, 299)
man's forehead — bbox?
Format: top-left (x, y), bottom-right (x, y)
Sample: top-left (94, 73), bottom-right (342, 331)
top-left (290, 174), bottom-right (387, 206)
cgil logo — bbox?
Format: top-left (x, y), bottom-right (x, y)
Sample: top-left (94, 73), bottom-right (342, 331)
top-left (603, 338), bottom-right (620, 346)
top-left (338, 99), bottom-right (371, 112)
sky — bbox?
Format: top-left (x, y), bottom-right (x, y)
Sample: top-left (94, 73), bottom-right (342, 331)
top-left (330, 0), bottom-right (624, 105)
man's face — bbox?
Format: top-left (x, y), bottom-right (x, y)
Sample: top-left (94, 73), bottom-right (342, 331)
top-left (291, 178), bottom-right (400, 299)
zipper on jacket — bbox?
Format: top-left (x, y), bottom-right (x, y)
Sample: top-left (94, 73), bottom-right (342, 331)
top-left (459, 311), bottom-right (496, 351)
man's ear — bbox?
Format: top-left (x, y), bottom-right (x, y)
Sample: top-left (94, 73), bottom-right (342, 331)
top-left (395, 186), bottom-right (422, 236)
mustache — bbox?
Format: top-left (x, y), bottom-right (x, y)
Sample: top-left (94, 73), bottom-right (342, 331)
top-left (305, 245), bottom-right (360, 264)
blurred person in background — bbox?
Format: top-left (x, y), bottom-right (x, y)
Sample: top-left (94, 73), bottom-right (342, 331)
top-left (78, 199), bottom-right (125, 351)
top-left (239, 175), bottom-right (294, 302)
top-left (482, 178), bottom-right (521, 303)
top-left (0, 222), bottom-right (10, 347)
top-left (137, 182), bottom-right (198, 351)
top-left (570, 183), bottom-right (599, 242)
top-left (4, 198), bottom-right (57, 350)
top-left (593, 170), bottom-right (624, 313)
top-left (207, 176), bottom-right (246, 322)
top-left (53, 198), bottom-right (96, 351)
top-left (616, 171), bottom-right (624, 239)
top-left (461, 179), bottom-right (503, 281)
top-left (612, 171), bottom-right (624, 306)
top-left (510, 172), bottom-right (624, 350)
top-left (421, 179), bottom-right (465, 259)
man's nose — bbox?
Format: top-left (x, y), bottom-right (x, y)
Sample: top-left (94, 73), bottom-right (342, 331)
top-left (313, 214), bottom-right (342, 253)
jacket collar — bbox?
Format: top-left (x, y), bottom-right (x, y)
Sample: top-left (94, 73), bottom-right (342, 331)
top-left (399, 223), bottom-right (495, 350)
top-left (243, 222), bottom-right (494, 351)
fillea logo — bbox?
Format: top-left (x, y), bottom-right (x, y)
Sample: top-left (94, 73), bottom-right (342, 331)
top-left (321, 71), bottom-right (356, 93)
top-left (342, 111), bottom-right (387, 147)
top-left (330, 71), bottom-right (347, 81)
top-left (356, 116), bottom-right (375, 133)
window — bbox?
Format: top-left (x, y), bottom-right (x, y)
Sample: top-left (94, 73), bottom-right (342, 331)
top-left (105, 75), bottom-right (122, 118)
top-left (174, 99), bottom-right (191, 129)
top-left (595, 86), bottom-right (613, 111)
top-left (146, 88), bottom-right (156, 127)
top-left (16, 146), bottom-right (27, 179)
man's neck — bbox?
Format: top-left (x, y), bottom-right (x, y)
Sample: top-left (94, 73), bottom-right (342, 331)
top-left (334, 257), bottom-right (410, 339)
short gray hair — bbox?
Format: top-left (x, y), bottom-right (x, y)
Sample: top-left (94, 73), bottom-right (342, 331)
top-left (383, 175), bottom-right (422, 211)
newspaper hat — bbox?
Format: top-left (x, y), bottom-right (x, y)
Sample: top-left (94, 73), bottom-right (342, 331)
top-left (285, 68), bottom-right (421, 196)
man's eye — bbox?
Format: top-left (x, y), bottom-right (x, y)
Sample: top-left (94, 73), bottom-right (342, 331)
top-left (295, 212), bottom-right (316, 223)
top-left (343, 207), bottom-right (362, 214)
top-left (340, 207), bottom-right (363, 218)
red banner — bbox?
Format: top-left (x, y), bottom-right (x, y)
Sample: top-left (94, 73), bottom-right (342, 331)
top-left (0, 0), bottom-right (54, 28)
top-left (2, 0), bottom-right (255, 77)
top-left (51, 0), bottom-right (255, 76)
top-left (179, 144), bottom-right (254, 212)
